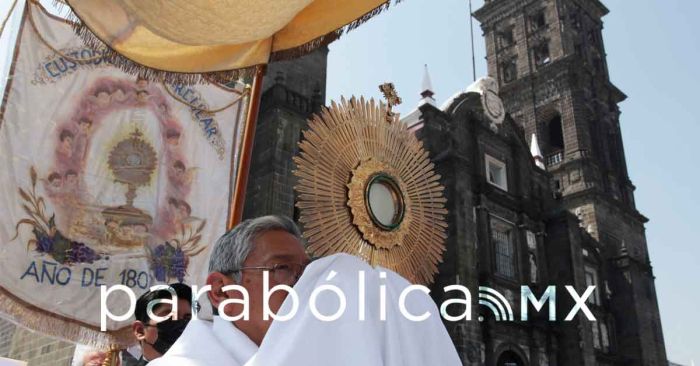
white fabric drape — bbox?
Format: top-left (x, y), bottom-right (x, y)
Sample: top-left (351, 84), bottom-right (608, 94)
top-left (249, 254), bottom-right (462, 365)
top-left (152, 254), bottom-right (461, 365)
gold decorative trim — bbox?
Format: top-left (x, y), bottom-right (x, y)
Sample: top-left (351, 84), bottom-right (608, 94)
top-left (347, 158), bottom-right (410, 250)
top-left (58, 1), bottom-right (402, 85)
top-left (0, 285), bottom-right (134, 348)
top-left (294, 96), bottom-right (448, 284)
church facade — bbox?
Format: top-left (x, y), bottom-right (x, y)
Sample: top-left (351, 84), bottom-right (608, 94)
top-left (0, 1), bottom-right (667, 365)
top-left (243, 0), bottom-right (667, 365)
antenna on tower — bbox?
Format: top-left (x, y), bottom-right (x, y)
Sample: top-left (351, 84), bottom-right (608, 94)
top-left (469, 0), bottom-right (477, 82)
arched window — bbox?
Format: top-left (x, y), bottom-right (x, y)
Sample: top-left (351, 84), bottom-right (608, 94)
top-left (497, 350), bottom-right (525, 366)
top-left (548, 115), bottom-right (564, 151)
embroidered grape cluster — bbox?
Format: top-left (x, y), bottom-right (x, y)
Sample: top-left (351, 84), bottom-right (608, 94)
top-left (31, 229), bottom-right (100, 265)
top-left (151, 242), bottom-right (188, 283)
top-left (16, 168), bottom-right (102, 266)
top-left (68, 241), bottom-right (101, 264)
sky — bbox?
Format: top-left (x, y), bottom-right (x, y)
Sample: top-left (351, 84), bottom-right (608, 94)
top-left (1, 1), bottom-right (698, 364)
top-left (325, 1), bottom-right (700, 364)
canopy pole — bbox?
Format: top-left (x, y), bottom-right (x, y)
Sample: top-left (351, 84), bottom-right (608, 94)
top-left (228, 64), bottom-right (266, 230)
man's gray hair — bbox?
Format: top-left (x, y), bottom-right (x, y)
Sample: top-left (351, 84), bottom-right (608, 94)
top-left (208, 215), bottom-right (303, 281)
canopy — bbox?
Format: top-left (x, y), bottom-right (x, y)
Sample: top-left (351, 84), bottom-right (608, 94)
top-left (65, 0), bottom-right (394, 81)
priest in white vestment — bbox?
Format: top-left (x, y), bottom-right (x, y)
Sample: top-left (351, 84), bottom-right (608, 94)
top-left (150, 215), bottom-right (461, 366)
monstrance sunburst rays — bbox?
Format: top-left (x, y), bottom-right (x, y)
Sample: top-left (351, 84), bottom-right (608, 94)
top-left (293, 96), bottom-right (448, 284)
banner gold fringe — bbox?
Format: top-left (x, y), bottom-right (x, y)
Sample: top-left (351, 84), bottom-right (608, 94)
top-left (0, 286), bottom-right (134, 348)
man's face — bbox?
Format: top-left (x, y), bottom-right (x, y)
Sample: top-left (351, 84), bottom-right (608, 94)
top-left (134, 299), bottom-right (192, 359)
top-left (210, 229), bottom-right (310, 345)
top-left (241, 230), bottom-right (310, 320)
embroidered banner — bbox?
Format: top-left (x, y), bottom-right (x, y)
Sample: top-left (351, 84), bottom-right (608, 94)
top-left (0, 3), bottom-right (247, 345)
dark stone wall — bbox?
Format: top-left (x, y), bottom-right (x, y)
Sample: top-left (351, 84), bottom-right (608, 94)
top-left (241, 2), bottom-right (667, 365)
top-left (243, 49), bottom-right (327, 220)
top-left (473, 0), bottom-right (666, 365)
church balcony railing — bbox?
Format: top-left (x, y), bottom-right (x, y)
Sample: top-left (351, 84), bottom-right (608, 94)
top-left (545, 150), bottom-right (563, 166)
top-left (262, 84), bottom-right (315, 115)
top-left (284, 88), bottom-right (314, 114)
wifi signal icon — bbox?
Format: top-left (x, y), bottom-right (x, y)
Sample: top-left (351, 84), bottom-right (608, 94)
top-left (478, 286), bottom-right (515, 321)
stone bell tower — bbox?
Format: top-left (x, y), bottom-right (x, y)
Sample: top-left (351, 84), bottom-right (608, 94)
top-left (475, 1), bottom-right (667, 365)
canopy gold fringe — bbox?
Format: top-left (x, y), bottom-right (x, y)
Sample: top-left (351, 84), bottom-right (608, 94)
top-left (26, 0), bottom-right (250, 88)
top-left (34, 0), bottom-right (255, 85)
top-left (53, 0), bottom-right (402, 85)
top-left (42, 0), bottom-right (249, 85)
top-left (269, 0), bottom-right (399, 62)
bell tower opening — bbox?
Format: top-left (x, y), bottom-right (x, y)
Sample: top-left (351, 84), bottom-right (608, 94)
top-left (496, 350), bottom-right (525, 366)
top-left (547, 115), bottom-right (564, 151)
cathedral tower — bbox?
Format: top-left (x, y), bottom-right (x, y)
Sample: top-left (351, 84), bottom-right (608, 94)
top-left (475, 1), bottom-right (667, 364)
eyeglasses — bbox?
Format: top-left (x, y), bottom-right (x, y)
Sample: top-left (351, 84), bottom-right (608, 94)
top-left (226, 263), bottom-right (307, 285)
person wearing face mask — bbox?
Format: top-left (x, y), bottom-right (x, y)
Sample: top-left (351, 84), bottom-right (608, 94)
top-left (149, 215), bottom-right (310, 366)
top-left (122, 283), bottom-right (193, 366)
top-left (150, 215), bottom-right (460, 366)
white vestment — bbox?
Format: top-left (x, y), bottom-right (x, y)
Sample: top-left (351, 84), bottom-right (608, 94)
top-left (152, 253), bottom-right (461, 365)
top-left (148, 316), bottom-right (257, 366)
top-left (246, 253), bottom-right (461, 366)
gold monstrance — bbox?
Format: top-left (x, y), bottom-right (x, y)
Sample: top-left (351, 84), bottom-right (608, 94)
top-left (294, 84), bottom-right (448, 285)
top-left (102, 129), bottom-right (157, 241)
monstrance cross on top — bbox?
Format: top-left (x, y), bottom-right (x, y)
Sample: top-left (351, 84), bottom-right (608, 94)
top-left (379, 82), bottom-right (402, 123)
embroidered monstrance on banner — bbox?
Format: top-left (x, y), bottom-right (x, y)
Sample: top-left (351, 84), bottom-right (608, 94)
top-left (0, 3), bottom-right (247, 345)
